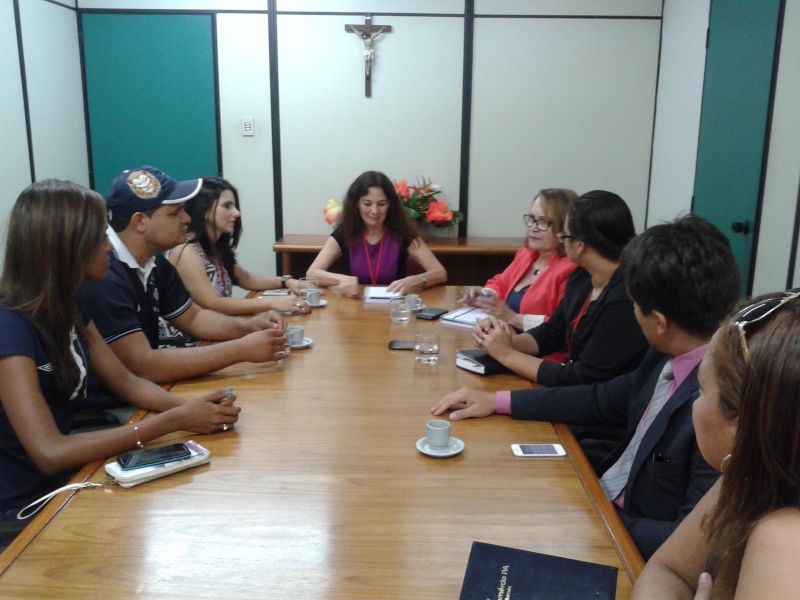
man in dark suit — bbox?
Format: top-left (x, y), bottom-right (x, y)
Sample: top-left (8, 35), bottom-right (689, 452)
top-left (432, 215), bottom-right (741, 559)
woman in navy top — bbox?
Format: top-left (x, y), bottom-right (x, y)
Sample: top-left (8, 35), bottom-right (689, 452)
top-left (307, 171), bottom-right (447, 297)
top-left (0, 181), bottom-right (241, 548)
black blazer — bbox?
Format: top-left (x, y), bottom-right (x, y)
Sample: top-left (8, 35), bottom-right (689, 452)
top-left (527, 267), bottom-right (648, 387)
top-left (509, 349), bottom-right (719, 559)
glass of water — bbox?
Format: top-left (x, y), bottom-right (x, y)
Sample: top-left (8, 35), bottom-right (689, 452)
top-left (390, 299), bottom-right (412, 324)
top-left (414, 330), bottom-right (440, 364)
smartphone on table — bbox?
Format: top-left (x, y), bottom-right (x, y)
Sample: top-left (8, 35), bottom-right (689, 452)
top-left (510, 443), bottom-right (566, 458)
top-left (416, 307), bottom-right (449, 320)
top-left (117, 442), bottom-right (192, 470)
top-left (388, 340), bottom-right (416, 351)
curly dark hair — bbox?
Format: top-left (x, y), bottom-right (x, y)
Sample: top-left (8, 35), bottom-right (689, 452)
top-left (338, 171), bottom-right (417, 247)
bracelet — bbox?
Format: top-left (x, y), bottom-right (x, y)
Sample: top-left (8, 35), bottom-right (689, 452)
top-left (133, 425), bottom-right (144, 449)
top-left (419, 272), bottom-right (428, 289)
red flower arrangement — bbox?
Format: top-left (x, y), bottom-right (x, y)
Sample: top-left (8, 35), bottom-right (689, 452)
top-left (393, 178), bottom-right (463, 228)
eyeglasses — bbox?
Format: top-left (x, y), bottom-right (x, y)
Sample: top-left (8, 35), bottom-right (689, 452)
top-left (523, 214), bottom-right (553, 231)
top-left (556, 233), bottom-right (573, 243)
top-left (731, 290), bottom-right (800, 362)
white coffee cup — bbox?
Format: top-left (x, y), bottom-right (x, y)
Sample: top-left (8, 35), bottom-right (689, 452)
top-left (426, 419), bottom-right (451, 449)
top-left (306, 289), bottom-right (322, 305)
top-left (287, 325), bottom-right (304, 346)
top-left (406, 293), bottom-right (422, 310)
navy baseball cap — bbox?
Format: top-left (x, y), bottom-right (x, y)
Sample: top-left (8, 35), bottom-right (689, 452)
top-left (105, 166), bottom-right (202, 219)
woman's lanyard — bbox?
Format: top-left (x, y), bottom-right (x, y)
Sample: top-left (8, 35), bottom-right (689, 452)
top-left (362, 234), bottom-right (386, 285)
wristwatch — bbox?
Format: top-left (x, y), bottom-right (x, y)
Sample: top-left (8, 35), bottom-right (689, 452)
top-left (280, 274), bottom-right (292, 289)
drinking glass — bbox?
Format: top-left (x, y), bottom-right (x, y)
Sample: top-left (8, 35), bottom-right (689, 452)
top-left (390, 300), bottom-right (412, 324)
top-left (296, 277), bottom-right (319, 299)
top-left (414, 330), bottom-right (440, 364)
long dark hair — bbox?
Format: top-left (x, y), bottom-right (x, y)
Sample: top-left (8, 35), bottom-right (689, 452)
top-left (339, 171), bottom-right (416, 247)
top-left (179, 177), bottom-right (241, 285)
top-left (704, 298), bottom-right (800, 598)
top-left (568, 190), bottom-right (635, 261)
top-left (0, 180), bottom-right (106, 391)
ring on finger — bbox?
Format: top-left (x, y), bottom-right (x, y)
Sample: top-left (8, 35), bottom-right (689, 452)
top-left (222, 423), bottom-right (229, 432)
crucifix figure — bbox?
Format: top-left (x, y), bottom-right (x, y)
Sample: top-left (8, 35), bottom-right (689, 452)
top-left (345, 14), bottom-right (392, 97)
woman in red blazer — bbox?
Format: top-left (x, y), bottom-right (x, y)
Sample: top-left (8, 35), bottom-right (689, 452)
top-left (462, 188), bottom-right (577, 331)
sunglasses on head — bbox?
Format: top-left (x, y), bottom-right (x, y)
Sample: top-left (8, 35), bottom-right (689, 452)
top-left (731, 290), bottom-right (800, 362)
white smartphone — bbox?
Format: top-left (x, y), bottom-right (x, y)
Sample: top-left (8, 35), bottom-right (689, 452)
top-left (510, 443), bottom-right (566, 458)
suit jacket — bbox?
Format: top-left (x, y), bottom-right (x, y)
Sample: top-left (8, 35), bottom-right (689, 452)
top-left (528, 267), bottom-right (648, 387)
top-left (509, 348), bottom-right (719, 559)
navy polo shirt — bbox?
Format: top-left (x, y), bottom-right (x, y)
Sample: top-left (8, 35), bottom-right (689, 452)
top-left (77, 251), bottom-right (192, 350)
top-left (76, 234), bottom-right (192, 411)
top-left (0, 306), bottom-right (89, 512)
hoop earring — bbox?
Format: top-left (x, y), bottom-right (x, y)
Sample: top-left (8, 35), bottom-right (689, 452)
top-left (720, 453), bottom-right (732, 474)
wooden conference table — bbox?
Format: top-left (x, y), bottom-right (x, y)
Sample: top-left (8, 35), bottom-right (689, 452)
top-left (274, 234), bottom-right (521, 285)
top-left (0, 287), bottom-right (641, 598)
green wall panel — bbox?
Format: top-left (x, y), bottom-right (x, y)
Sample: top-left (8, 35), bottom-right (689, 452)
top-left (692, 0), bottom-right (781, 293)
top-left (82, 14), bottom-right (218, 195)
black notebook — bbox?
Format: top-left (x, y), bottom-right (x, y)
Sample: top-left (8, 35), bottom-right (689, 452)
top-left (459, 541), bottom-right (617, 600)
top-left (456, 348), bottom-right (510, 376)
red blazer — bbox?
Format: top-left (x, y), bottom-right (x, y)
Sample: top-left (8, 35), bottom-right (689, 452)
top-left (484, 248), bottom-right (576, 319)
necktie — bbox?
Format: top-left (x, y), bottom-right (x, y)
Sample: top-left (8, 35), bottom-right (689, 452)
top-left (600, 360), bottom-right (674, 501)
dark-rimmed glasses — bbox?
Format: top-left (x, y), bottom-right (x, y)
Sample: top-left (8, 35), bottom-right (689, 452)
top-left (556, 233), bottom-right (573, 243)
top-left (731, 291), bottom-right (800, 362)
top-left (523, 214), bottom-right (552, 231)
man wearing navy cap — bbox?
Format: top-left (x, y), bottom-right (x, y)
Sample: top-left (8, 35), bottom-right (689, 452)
top-left (77, 166), bottom-right (287, 408)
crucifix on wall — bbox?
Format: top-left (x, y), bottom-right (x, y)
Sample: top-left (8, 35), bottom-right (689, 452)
top-left (345, 14), bottom-right (392, 98)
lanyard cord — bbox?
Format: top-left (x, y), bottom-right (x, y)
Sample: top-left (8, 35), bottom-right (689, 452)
top-left (362, 234), bottom-right (386, 285)
top-left (17, 482), bottom-right (104, 521)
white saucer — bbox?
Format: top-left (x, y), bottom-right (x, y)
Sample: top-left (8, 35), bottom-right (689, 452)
top-left (290, 337), bottom-right (313, 349)
top-left (410, 304), bottom-right (426, 312)
top-left (308, 299), bottom-right (328, 308)
top-left (416, 436), bottom-right (465, 458)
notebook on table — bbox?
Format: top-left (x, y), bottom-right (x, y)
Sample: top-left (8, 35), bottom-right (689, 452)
top-left (363, 286), bottom-right (403, 303)
top-left (441, 306), bottom-right (489, 328)
top-left (459, 541), bottom-right (617, 600)
top-left (456, 348), bottom-right (510, 376)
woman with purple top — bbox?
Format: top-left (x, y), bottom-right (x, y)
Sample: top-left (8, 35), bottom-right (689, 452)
top-left (307, 171), bottom-right (446, 297)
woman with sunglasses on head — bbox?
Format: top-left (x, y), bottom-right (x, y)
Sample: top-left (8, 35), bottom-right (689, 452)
top-left (0, 181), bottom-right (240, 548)
top-left (461, 188), bottom-right (577, 330)
top-left (307, 170), bottom-right (447, 298)
top-left (162, 178), bottom-right (309, 347)
top-left (475, 190), bottom-right (648, 386)
top-left (633, 292), bottom-right (800, 599)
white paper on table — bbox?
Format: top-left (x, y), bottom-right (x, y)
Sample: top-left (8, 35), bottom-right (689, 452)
top-left (363, 286), bottom-right (403, 303)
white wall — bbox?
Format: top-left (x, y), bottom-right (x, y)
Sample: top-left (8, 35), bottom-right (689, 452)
top-left (475, 0), bottom-right (661, 17)
top-left (647, 0), bottom-right (710, 226)
top-left (278, 13), bottom-right (464, 235)
top-left (20, 0), bottom-right (88, 185)
top-left (754, 0), bottom-right (800, 293)
top-left (0, 0), bottom-right (32, 234)
top-left (216, 13), bottom-right (276, 277)
top-left (469, 16), bottom-right (660, 235)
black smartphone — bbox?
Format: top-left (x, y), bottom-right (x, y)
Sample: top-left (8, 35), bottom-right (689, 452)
top-left (416, 307), bottom-right (449, 320)
top-left (117, 443), bottom-right (191, 470)
top-left (388, 340), bottom-right (416, 350)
